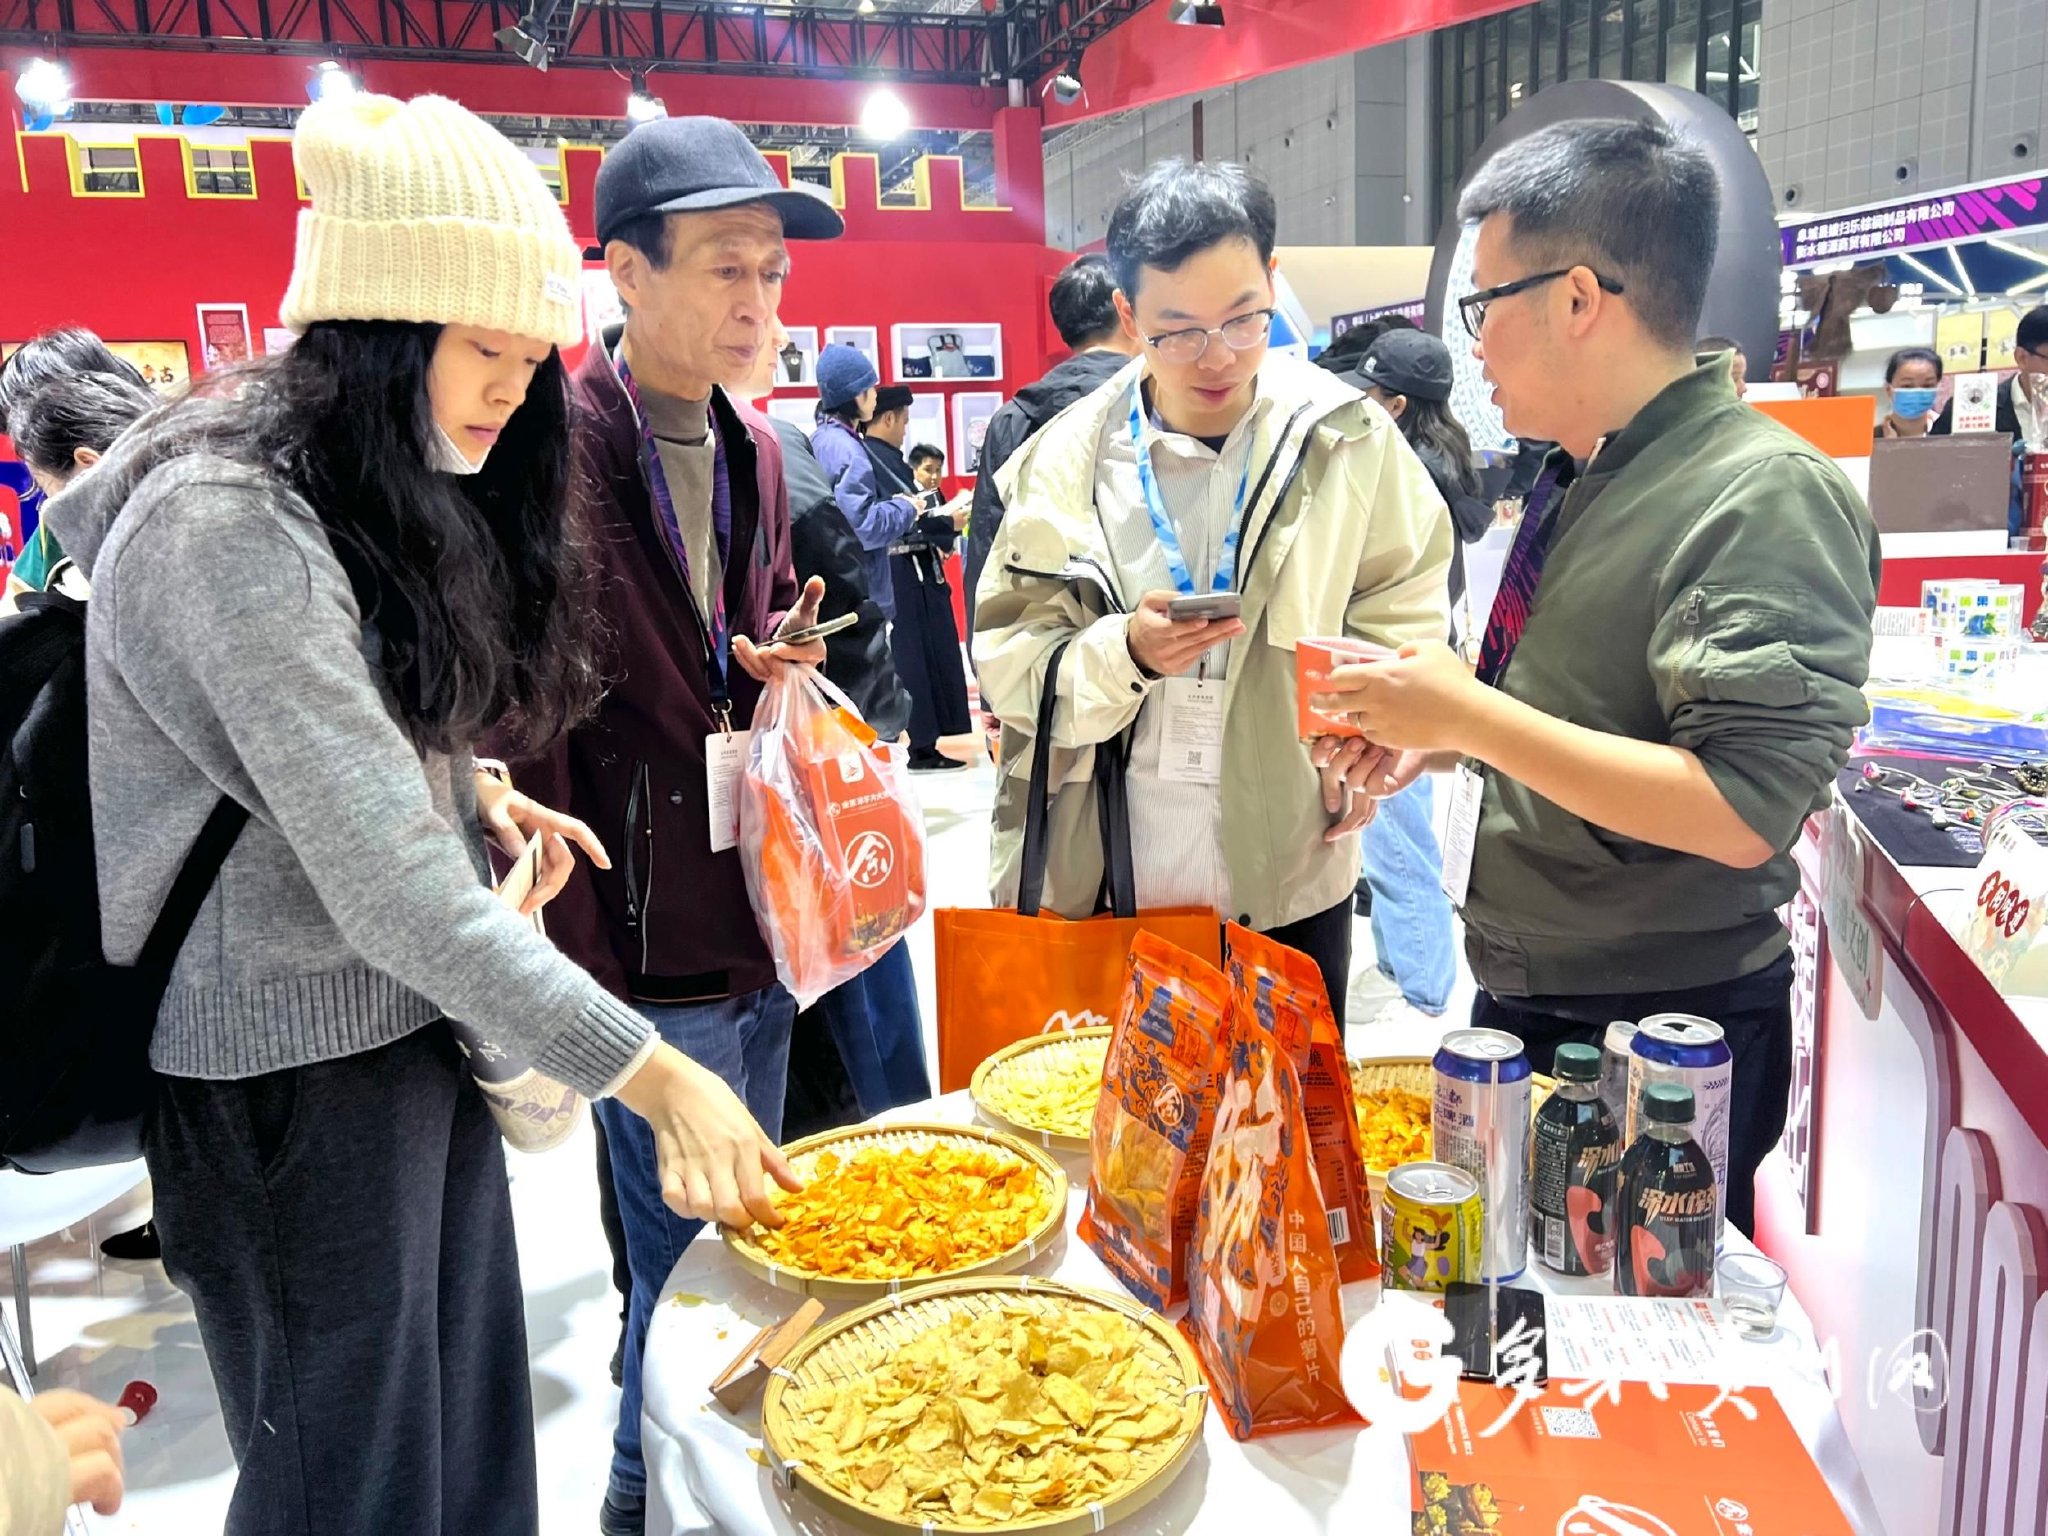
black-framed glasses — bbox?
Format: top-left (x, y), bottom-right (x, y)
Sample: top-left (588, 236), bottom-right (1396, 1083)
top-left (1457, 267), bottom-right (1626, 340)
top-left (1145, 307), bottom-right (1277, 365)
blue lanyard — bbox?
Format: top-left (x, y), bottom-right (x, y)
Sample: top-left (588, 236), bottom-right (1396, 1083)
top-left (1128, 388), bottom-right (1252, 596)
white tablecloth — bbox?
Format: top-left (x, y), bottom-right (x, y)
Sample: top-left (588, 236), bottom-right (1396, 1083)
top-left (640, 1093), bottom-right (1883, 1536)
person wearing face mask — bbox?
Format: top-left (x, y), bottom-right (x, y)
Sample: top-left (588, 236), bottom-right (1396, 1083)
top-left (973, 159), bottom-right (1452, 1017)
top-left (1878, 347), bottom-right (1943, 438)
top-left (43, 93), bottom-right (797, 1535)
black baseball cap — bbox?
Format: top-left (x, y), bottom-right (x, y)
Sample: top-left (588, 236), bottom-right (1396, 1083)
top-left (1349, 328), bottom-right (1455, 404)
top-left (596, 116), bottom-right (844, 246)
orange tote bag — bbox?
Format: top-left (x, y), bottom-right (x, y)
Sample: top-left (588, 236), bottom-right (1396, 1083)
top-left (934, 637), bottom-right (1222, 1091)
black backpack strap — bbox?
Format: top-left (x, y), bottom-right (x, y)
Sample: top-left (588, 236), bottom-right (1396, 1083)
top-left (1016, 639), bottom-right (1072, 918)
top-left (136, 797), bottom-right (250, 973)
top-left (1093, 730), bottom-right (1137, 919)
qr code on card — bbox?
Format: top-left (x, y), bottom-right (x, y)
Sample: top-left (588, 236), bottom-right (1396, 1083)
top-left (1540, 1406), bottom-right (1601, 1439)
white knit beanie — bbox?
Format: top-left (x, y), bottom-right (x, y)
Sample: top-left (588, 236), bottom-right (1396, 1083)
top-left (280, 93), bottom-right (583, 348)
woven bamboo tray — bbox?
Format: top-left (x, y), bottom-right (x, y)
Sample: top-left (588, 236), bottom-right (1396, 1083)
top-left (723, 1122), bottom-right (1068, 1300)
top-left (1350, 1055), bottom-right (1555, 1201)
top-left (760, 1276), bottom-right (1207, 1535)
top-left (969, 1028), bottom-right (1112, 1153)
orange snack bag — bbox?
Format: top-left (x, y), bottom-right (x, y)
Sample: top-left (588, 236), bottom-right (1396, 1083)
top-left (1187, 961), bottom-right (1359, 1440)
top-left (1225, 925), bottom-right (1379, 1282)
top-left (1077, 932), bottom-right (1232, 1312)
top-left (738, 669), bottom-right (928, 1008)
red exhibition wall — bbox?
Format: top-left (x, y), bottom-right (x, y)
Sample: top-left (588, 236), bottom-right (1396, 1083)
top-left (0, 109), bottom-right (1069, 565)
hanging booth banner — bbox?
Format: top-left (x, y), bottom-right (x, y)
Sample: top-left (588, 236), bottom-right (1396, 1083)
top-left (1781, 173), bottom-right (2046, 269)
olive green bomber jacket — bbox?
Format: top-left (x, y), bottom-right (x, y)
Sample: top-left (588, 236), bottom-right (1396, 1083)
top-left (1465, 358), bottom-right (1881, 998)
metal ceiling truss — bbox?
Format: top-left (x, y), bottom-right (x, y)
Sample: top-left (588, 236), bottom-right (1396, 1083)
top-left (1003, 0), bottom-right (1148, 76)
top-left (0, 0), bottom-right (1012, 85)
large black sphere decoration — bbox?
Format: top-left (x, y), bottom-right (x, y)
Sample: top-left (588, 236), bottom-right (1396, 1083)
top-left (1424, 79), bottom-right (1782, 454)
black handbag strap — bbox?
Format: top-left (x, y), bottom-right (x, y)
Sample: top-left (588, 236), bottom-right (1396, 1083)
top-left (1016, 638), bottom-right (1138, 920)
top-left (136, 796), bottom-right (250, 973)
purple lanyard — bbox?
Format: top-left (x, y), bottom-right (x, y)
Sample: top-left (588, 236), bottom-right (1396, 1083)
top-left (613, 351), bottom-right (733, 707)
top-left (1474, 460), bottom-right (1572, 690)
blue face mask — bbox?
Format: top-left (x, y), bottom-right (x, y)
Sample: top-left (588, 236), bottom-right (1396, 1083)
top-left (1891, 386), bottom-right (1939, 419)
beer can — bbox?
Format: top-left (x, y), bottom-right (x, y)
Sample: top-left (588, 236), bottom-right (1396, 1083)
top-left (1599, 1019), bottom-right (1638, 1128)
top-left (1380, 1161), bottom-right (1483, 1292)
top-left (1432, 1027), bottom-right (1532, 1281)
top-left (1627, 1014), bottom-right (1733, 1250)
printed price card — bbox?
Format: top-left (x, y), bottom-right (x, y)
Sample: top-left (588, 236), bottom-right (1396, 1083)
top-left (1959, 819), bottom-right (2048, 990)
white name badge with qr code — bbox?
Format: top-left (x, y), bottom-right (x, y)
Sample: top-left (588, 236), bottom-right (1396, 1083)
top-left (1157, 677), bottom-right (1225, 784)
top-left (705, 731), bottom-right (752, 853)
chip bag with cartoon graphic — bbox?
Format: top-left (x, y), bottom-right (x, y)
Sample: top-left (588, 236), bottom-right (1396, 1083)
top-left (1225, 924), bottom-right (1379, 1282)
top-left (1187, 954), bottom-right (1358, 1440)
top-left (1077, 931), bottom-right (1231, 1312)
top-left (738, 666), bottom-right (927, 1009)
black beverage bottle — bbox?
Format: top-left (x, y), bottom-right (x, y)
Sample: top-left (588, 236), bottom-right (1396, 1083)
top-left (1614, 1082), bottom-right (1716, 1298)
top-left (1531, 1042), bottom-right (1621, 1277)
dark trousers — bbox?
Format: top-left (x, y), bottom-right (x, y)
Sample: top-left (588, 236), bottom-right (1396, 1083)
top-left (1472, 950), bottom-right (1795, 1238)
top-left (147, 1026), bottom-right (537, 1536)
top-left (888, 551), bottom-right (972, 755)
top-left (1263, 896), bottom-right (1355, 1024)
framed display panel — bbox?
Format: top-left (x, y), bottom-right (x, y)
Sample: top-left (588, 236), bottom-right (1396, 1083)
top-left (903, 392), bottom-right (949, 465)
top-left (195, 304), bottom-right (253, 370)
top-left (950, 390), bottom-right (1004, 473)
top-left (891, 322), bottom-right (1002, 383)
top-left (776, 327), bottom-right (820, 389)
top-left (824, 325), bottom-right (880, 377)
top-left (765, 396), bottom-right (820, 434)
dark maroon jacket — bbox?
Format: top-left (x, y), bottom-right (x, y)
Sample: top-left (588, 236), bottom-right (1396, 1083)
top-left (512, 332), bottom-right (797, 1004)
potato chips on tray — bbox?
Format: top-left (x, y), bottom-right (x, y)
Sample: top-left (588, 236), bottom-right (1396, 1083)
top-left (762, 1277), bottom-right (1206, 1533)
top-left (727, 1124), bottom-right (1067, 1299)
top-left (971, 1029), bottom-right (1112, 1151)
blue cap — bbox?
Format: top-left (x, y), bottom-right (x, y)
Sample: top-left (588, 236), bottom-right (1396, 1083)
top-left (817, 344), bottom-right (880, 412)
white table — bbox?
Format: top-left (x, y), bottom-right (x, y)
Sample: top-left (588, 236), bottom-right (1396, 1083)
top-left (640, 1093), bottom-right (1883, 1536)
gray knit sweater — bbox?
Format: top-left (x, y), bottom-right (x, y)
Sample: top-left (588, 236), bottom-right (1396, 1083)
top-left (44, 409), bottom-right (656, 1097)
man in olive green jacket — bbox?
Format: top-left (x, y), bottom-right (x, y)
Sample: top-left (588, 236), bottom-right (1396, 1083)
top-left (1323, 118), bottom-right (1879, 1236)
top-left (974, 160), bottom-right (1453, 1017)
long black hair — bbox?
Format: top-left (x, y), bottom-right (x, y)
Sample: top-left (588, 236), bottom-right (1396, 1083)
top-left (196, 320), bottom-right (598, 755)
top-left (1395, 395), bottom-right (1481, 497)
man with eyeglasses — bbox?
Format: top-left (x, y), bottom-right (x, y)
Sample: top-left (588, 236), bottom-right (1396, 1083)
top-left (973, 158), bottom-right (1452, 1017)
top-left (1314, 117), bottom-right (1879, 1236)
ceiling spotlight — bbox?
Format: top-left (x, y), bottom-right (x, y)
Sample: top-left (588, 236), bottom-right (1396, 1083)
top-left (1170, 0), bottom-right (1225, 23)
top-left (626, 72), bottom-right (666, 123)
top-left (860, 87), bottom-right (910, 141)
top-left (310, 60), bottom-right (359, 101)
top-left (1047, 56), bottom-right (1084, 105)
top-left (14, 57), bottom-right (73, 115)
top-left (857, 0), bottom-right (876, 12)
top-left (495, 2), bottom-right (560, 70)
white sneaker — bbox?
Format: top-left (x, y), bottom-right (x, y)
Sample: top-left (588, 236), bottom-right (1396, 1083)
top-left (1349, 996), bottom-right (1449, 1054)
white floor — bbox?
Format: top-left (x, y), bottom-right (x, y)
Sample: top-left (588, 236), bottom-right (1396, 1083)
top-left (2, 753), bottom-right (1470, 1535)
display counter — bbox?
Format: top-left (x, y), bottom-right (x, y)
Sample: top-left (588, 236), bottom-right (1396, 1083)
top-left (1764, 786), bottom-right (2048, 1535)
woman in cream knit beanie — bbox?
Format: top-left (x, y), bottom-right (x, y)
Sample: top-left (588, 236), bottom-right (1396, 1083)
top-left (36, 90), bottom-right (798, 1535)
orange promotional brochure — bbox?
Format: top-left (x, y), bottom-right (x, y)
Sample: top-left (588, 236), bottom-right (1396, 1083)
top-left (1408, 1378), bottom-right (1855, 1534)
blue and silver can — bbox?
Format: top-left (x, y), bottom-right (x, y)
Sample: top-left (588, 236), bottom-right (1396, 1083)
top-left (1627, 1014), bottom-right (1733, 1250)
top-left (1432, 1027), bottom-right (1532, 1281)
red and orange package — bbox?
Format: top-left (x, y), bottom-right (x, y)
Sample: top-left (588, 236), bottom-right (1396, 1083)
top-left (1077, 932), bottom-right (1232, 1313)
top-left (1225, 925), bottom-right (1378, 1282)
top-left (1187, 932), bottom-right (1361, 1441)
top-left (738, 668), bottom-right (927, 1009)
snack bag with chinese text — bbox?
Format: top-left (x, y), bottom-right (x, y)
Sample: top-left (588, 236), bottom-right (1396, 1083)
top-left (1226, 925), bottom-right (1379, 1281)
top-left (1187, 965), bottom-right (1357, 1440)
top-left (1077, 932), bottom-right (1232, 1312)
top-left (738, 666), bottom-right (928, 1009)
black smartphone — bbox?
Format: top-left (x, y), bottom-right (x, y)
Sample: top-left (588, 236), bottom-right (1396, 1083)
top-left (773, 611), bottom-right (860, 647)
top-left (1443, 1282), bottom-right (1549, 1383)
top-left (1165, 592), bottom-right (1243, 623)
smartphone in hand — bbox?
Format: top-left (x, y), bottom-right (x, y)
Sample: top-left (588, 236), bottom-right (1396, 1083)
top-left (1165, 592), bottom-right (1243, 623)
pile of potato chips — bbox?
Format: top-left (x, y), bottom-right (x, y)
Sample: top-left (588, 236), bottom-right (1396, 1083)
top-left (782, 1300), bottom-right (1194, 1526)
top-left (748, 1145), bottom-right (1054, 1280)
top-left (1353, 1081), bottom-right (1433, 1171)
top-left (979, 1035), bottom-right (1110, 1141)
